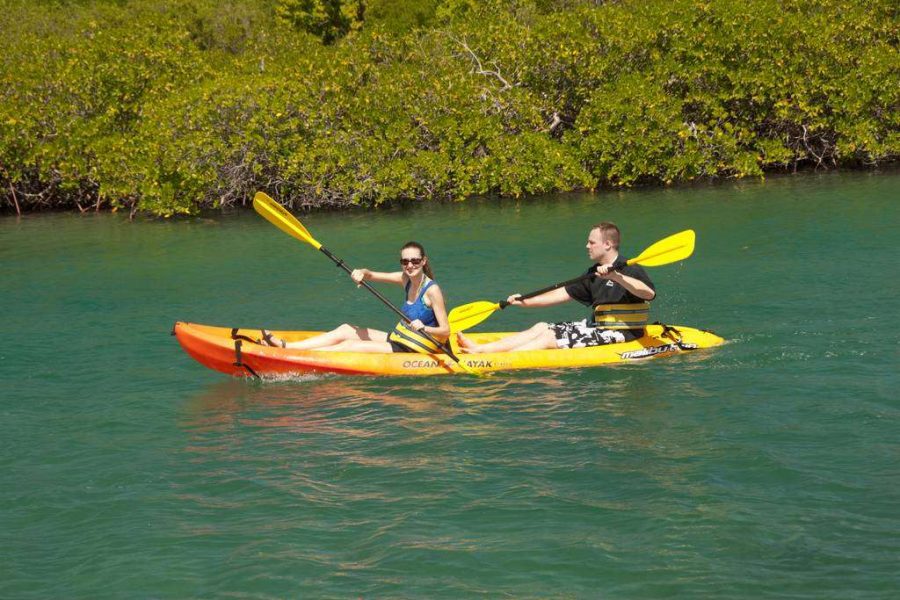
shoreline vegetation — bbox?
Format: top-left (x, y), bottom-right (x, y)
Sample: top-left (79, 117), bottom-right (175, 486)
top-left (1, 0), bottom-right (897, 217)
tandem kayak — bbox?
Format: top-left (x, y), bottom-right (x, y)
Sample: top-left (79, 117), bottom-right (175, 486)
top-left (173, 321), bottom-right (725, 377)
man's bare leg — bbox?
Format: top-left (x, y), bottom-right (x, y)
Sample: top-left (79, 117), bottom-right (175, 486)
top-left (457, 322), bottom-right (556, 353)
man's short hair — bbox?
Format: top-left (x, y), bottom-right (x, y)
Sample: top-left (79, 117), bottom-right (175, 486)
top-left (591, 222), bottom-right (620, 249)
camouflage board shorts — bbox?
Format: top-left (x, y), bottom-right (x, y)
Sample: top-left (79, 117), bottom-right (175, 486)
top-left (549, 319), bottom-right (640, 349)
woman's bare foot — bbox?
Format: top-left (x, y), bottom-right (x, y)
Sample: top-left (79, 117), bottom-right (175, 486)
top-left (259, 329), bottom-right (286, 348)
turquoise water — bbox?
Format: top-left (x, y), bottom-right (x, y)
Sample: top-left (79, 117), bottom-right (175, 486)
top-left (2, 171), bottom-right (899, 597)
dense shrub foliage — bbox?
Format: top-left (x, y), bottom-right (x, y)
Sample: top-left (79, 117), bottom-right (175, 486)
top-left (1, 0), bottom-right (896, 215)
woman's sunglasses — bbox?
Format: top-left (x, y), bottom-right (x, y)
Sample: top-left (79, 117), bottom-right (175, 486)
top-left (400, 257), bottom-right (424, 266)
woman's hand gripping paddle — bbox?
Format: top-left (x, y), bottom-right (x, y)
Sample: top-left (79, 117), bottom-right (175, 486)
top-left (253, 192), bottom-right (482, 376)
top-left (449, 229), bottom-right (696, 333)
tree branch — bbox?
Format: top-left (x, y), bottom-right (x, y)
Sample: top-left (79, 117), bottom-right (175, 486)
top-left (451, 35), bottom-right (513, 92)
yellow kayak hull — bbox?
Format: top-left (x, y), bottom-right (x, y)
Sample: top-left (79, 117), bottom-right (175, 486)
top-left (173, 321), bottom-right (725, 377)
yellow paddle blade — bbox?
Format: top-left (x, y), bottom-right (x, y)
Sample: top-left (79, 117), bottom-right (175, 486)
top-left (448, 301), bottom-right (502, 333)
top-left (252, 192), bottom-right (322, 250)
top-left (627, 229), bottom-right (695, 267)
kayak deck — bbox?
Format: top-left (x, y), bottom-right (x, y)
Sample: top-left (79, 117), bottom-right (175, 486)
top-left (173, 321), bottom-right (725, 377)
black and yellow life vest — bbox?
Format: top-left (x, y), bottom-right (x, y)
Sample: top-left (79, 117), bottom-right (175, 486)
top-left (592, 302), bottom-right (651, 330)
top-left (388, 322), bottom-right (443, 353)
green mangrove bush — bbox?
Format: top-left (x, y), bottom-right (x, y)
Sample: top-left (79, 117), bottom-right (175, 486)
top-left (0, 0), bottom-right (896, 215)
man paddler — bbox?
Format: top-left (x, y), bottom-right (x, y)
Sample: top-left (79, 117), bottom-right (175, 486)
top-left (456, 222), bottom-right (655, 353)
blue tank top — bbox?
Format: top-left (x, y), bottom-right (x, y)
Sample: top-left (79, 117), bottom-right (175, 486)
top-left (401, 278), bottom-right (438, 327)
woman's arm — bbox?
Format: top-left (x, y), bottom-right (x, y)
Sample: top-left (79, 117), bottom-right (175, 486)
top-left (351, 269), bottom-right (405, 286)
top-left (419, 285), bottom-right (450, 338)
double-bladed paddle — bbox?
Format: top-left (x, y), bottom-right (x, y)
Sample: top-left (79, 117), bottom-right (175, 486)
top-left (252, 192), bottom-right (480, 376)
top-left (448, 229), bottom-right (696, 333)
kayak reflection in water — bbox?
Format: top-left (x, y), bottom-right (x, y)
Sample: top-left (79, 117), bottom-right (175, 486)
top-left (457, 222), bottom-right (656, 353)
top-left (260, 242), bottom-right (450, 353)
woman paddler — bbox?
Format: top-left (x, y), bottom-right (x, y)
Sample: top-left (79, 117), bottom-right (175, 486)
top-left (260, 241), bottom-right (450, 353)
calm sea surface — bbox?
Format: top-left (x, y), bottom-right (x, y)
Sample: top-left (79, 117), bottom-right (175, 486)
top-left (2, 171), bottom-right (898, 598)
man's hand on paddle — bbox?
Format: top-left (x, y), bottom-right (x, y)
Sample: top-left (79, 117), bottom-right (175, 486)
top-left (505, 294), bottom-right (525, 306)
top-left (594, 263), bottom-right (620, 279)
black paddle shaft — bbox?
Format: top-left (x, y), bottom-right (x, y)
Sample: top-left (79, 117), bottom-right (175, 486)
top-left (318, 246), bottom-right (462, 360)
top-left (499, 256), bottom-right (632, 309)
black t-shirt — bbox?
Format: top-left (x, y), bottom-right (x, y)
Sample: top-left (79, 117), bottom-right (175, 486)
top-left (564, 259), bottom-right (655, 312)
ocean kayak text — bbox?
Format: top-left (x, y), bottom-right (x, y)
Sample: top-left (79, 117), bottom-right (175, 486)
top-left (402, 359), bottom-right (496, 369)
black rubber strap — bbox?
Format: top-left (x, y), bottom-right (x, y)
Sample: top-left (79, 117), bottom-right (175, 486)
top-left (230, 328), bottom-right (258, 344)
top-left (655, 322), bottom-right (692, 350)
top-left (232, 339), bottom-right (260, 378)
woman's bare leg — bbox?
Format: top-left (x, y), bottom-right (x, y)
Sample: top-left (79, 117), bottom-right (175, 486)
top-left (274, 324), bottom-right (386, 350)
top-left (316, 339), bottom-right (394, 353)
